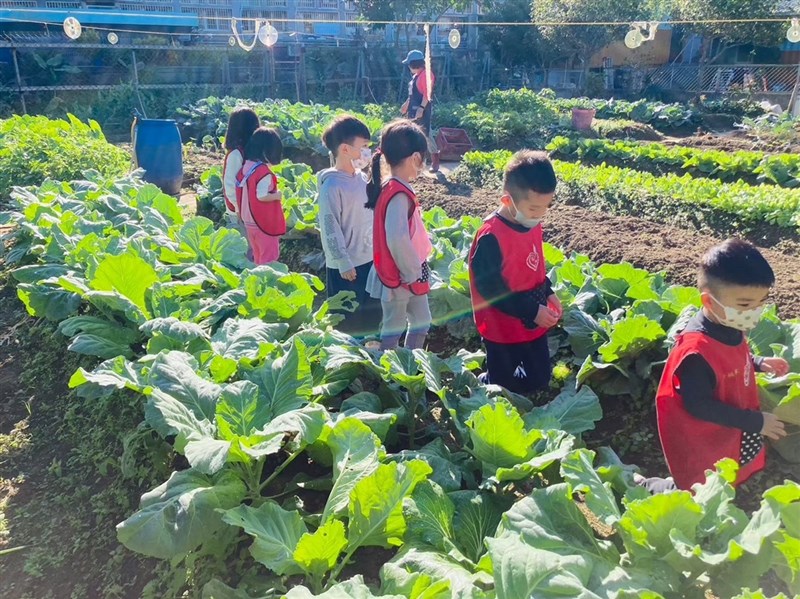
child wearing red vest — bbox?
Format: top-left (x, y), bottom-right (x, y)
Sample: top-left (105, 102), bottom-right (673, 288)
top-left (656, 239), bottom-right (788, 490)
top-left (222, 106), bottom-right (259, 226)
top-left (364, 120), bottom-right (432, 350)
top-left (468, 150), bottom-right (562, 394)
top-left (236, 127), bottom-right (285, 264)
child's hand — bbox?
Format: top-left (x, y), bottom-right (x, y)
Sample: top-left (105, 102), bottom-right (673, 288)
top-left (761, 412), bottom-right (787, 441)
top-left (341, 269), bottom-right (357, 282)
top-left (534, 304), bottom-right (559, 329)
top-left (547, 295), bottom-right (563, 319)
top-left (760, 357), bottom-right (790, 377)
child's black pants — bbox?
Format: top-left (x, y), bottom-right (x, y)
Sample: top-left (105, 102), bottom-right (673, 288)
top-left (482, 335), bottom-right (551, 394)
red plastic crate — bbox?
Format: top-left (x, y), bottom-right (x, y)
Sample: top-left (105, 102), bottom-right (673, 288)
top-left (435, 127), bottom-right (474, 161)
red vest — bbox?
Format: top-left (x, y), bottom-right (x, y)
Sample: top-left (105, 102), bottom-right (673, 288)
top-left (222, 147), bottom-right (243, 214)
top-left (468, 213), bottom-right (547, 344)
top-left (372, 179), bottom-right (429, 295)
top-left (235, 163), bottom-right (286, 237)
top-left (656, 331), bottom-right (764, 490)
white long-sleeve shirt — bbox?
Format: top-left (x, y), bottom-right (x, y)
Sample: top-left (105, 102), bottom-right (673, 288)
top-left (223, 148), bottom-right (244, 215)
top-left (316, 168), bottom-right (373, 274)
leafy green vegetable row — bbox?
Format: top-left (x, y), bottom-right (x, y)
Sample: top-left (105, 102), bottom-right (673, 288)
top-left (0, 114), bottom-right (129, 200)
top-left (2, 170), bottom-right (799, 598)
top-left (178, 90), bottom-right (765, 158)
top-left (455, 150), bottom-right (800, 232)
top-left (547, 135), bottom-right (800, 188)
top-left (175, 96), bottom-right (388, 158)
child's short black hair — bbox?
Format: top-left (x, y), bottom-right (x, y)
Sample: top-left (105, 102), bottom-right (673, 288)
top-left (322, 115), bottom-right (371, 156)
top-left (244, 126), bottom-right (283, 165)
top-left (698, 238), bottom-right (775, 291)
top-left (224, 106), bottom-right (260, 151)
top-left (409, 59), bottom-right (425, 70)
top-left (503, 150), bottom-right (557, 201)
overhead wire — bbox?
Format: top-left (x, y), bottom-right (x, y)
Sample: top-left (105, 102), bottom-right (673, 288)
top-left (0, 8), bottom-right (794, 29)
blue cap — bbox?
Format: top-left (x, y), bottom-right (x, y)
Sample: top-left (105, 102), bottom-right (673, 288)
top-left (402, 49), bottom-right (424, 65)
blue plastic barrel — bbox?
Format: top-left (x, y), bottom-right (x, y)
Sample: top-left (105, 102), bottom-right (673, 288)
top-left (132, 118), bottom-right (183, 195)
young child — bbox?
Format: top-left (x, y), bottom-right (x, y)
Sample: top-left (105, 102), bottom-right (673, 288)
top-left (222, 106), bottom-right (260, 226)
top-left (365, 120), bottom-right (432, 350)
top-left (235, 127), bottom-right (285, 265)
top-left (400, 49), bottom-right (440, 173)
top-left (468, 150), bottom-right (562, 394)
top-left (317, 115), bottom-right (381, 338)
top-left (656, 239), bottom-right (788, 490)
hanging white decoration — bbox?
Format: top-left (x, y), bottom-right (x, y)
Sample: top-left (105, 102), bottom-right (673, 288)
top-left (424, 24), bottom-right (433, 103)
top-left (63, 16), bottom-right (82, 40)
top-left (644, 21), bottom-right (659, 42)
top-left (259, 23), bottom-right (279, 47)
top-left (624, 27), bottom-right (643, 49)
top-left (788, 18), bottom-right (800, 43)
top-left (107, 32), bottom-right (119, 45)
top-left (228, 36), bottom-right (237, 46)
top-left (231, 17), bottom-right (263, 52)
top-left (448, 28), bottom-right (461, 49)
top-left (625, 21), bottom-right (658, 49)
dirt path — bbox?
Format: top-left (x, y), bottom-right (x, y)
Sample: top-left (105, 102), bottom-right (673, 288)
top-left (415, 177), bottom-right (800, 319)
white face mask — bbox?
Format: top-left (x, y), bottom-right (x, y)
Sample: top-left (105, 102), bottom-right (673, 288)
top-left (351, 147), bottom-right (372, 171)
top-left (509, 201), bottom-right (541, 229)
top-left (709, 294), bottom-right (764, 331)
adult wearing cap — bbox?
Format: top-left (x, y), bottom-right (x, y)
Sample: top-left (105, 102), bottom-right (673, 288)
top-left (400, 49), bottom-right (440, 173)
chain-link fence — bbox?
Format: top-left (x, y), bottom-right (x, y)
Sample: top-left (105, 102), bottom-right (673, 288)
top-left (0, 39), bottom-right (488, 136)
top-left (2, 38), bottom-right (797, 138)
top-left (646, 64), bottom-right (798, 106)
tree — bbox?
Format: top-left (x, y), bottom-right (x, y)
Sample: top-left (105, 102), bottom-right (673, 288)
top-left (352, 0), bottom-right (471, 49)
top-left (673, 0), bottom-right (784, 55)
top-left (532, 0), bottom-right (645, 65)
top-left (481, 0), bottom-right (557, 68)
top-left (352, 0), bottom-right (471, 25)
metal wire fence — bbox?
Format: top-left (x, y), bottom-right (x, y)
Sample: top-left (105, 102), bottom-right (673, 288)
top-left (2, 39), bottom-right (796, 137)
top-left (0, 39), bottom-right (487, 131)
top-left (646, 64), bottom-right (797, 105)
top-left (0, 42), bottom-right (488, 106)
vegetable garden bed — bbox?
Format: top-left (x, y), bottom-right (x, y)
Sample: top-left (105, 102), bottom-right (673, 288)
top-left (547, 136), bottom-right (800, 188)
top-left (454, 150), bottom-right (800, 244)
top-left (2, 111), bottom-right (800, 598)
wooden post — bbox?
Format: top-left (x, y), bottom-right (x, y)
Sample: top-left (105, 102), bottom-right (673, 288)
top-left (261, 48), bottom-right (272, 97)
top-left (787, 62), bottom-right (800, 116)
top-left (355, 48), bottom-right (365, 100)
top-left (296, 45), bottom-right (307, 103)
top-left (12, 48), bottom-right (26, 114)
top-left (131, 49), bottom-right (140, 93)
top-left (269, 50), bottom-right (276, 99)
top-left (443, 51), bottom-right (452, 96)
top-left (222, 50), bottom-right (231, 91)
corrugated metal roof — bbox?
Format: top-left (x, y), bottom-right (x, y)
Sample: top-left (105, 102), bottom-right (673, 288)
top-left (0, 8), bottom-right (198, 28)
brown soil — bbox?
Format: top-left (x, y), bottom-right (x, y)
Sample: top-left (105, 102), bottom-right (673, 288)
top-left (0, 278), bottom-right (155, 598)
top-left (183, 146), bottom-right (222, 188)
top-left (662, 131), bottom-right (800, 155)
top-left (0, 282), bottom-right (27, 448)
top-left (415, 176), bottom-right (800, 319)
